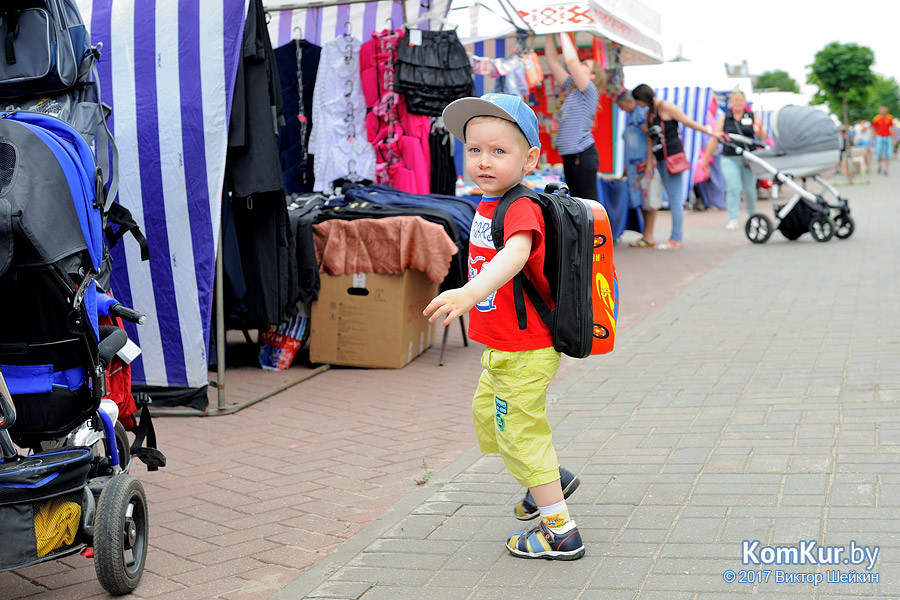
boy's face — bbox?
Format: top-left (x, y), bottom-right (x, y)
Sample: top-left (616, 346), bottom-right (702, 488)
top-left (464, 118), bottom-right (539, 197)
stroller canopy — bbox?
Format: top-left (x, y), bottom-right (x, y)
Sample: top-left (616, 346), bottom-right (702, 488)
top-left (768, 105), bottom-right (840, 156)
top-left (0, 113), bottom-right (101, 276)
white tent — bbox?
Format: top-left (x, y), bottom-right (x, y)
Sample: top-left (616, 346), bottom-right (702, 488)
top-left (624, 60), bottom-right (755, 100)
top-left (516, 0), bottom-right (662, 65)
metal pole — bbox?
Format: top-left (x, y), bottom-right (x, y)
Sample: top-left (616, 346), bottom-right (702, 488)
top-left (215, 216), bottom-right (226, 411)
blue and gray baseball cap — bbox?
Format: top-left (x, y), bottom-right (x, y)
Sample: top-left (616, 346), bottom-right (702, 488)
top-left (443, 93), bottom-right (540, 150)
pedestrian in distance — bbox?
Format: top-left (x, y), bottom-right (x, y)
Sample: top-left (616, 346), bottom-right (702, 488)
top-left (855, 119), bottom-right (872, 172)
top-left (872, 105), bottom-right (894, 175)
top-left (631, 83), bottom-right (724, 249)
top-left (543, 33), bottom-right (604, 200)
top-left (700, 90), bottom-right (766, 230)
top-left (614, 90), bottom-right (658, 247)
top-left (424, 93), bottom-right (585, 561)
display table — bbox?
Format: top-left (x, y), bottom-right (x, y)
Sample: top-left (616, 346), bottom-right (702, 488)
top-left (597, 178), bottom-right (643, 240)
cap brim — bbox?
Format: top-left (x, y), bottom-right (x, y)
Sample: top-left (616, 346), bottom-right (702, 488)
top-left (442, 97), bottom-right (516, 145)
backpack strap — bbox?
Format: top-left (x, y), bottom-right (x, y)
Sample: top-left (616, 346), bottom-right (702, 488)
top-left (4, 11), bottom-right (18, 66)
top-left (129, 396), bottom-right (166, 471)
top-left (0, 197), bottom-right (12, 277)
top-left (105, 202), bottom-right (150, 261)
top-left (490, 184), bottom-right (552, 331)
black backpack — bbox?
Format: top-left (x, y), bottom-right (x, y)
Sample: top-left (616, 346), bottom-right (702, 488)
top-left (0, 0), bottom-right (91, 97)
top-left (491, 183), bottom-right (596, 358)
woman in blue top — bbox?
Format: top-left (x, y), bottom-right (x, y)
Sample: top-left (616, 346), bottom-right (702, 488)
top-left (544, 34), bottom-right (605, 200)
top-left (615, 90), bottom-right (657, 247)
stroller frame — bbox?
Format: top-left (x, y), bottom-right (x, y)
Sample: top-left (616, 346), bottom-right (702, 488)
top-left (0, 109), bottom-right (159, 595)
top-left (723, 134), bottom-right (854, 243)
top-left (0, 326), bottom-right (150, 595)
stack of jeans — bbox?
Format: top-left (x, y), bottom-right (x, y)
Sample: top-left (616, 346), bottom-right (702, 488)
top-left (395, 29), bottom-right (475, 116)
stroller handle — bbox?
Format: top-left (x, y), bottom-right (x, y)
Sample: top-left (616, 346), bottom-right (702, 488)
top-left (722, 132), bottom-right (768, 150)
top-left (109, 303), bottom-right (147, 325)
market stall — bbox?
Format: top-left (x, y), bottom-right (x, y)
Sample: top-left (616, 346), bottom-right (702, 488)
top-left (75, 0), bottom-right (509, 410)
top-left (621, 60), bottom-right (754, 207)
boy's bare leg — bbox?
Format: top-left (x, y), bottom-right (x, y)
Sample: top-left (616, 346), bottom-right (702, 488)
top-left (530, 479), bottom-right (564, 507)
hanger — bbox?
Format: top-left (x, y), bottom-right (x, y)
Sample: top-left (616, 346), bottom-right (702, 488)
top-left (403, 11), bottom-right (457, 30)
top-left (292, 26), bottom-right (303, 42)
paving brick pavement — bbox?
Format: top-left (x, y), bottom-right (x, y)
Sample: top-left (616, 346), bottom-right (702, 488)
top-left (273, 171), bottom-right (900, 599)
top-left (2, 172), bottom-right (882, 599)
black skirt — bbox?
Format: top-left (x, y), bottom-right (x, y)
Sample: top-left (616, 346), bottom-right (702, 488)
top-left (395, 29), bottom-right (475, 116)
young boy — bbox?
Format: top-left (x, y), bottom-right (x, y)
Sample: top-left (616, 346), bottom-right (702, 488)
top-left (423, 94), bottom-right (583, 560)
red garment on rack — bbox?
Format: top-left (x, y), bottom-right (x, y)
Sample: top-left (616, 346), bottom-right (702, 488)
top-left (360, 29), bottom-right (431, 195)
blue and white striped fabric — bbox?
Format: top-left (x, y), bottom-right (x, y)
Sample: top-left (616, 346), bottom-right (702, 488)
top-left (76, 0), bottom-right (249, 388)
top-left (613, 86), bottom-right (719, 203)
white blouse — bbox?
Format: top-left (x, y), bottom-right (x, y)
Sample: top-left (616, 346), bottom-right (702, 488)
top-left (309, 36), bottom-right (376, 193)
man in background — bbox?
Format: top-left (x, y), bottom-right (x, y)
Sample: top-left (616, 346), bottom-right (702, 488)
top-left (872, 105), bottom-right (894, 175)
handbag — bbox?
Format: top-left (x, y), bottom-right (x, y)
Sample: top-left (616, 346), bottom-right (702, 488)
top-left (654, 114), bottom-right (690, 175)
top-left (661, 132), bottom-right (690, 175)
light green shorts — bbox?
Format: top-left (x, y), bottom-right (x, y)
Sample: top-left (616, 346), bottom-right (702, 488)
top-left (472, 346), bottom-right (561, 488)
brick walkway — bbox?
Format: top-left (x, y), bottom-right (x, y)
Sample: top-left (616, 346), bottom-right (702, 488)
top-left (278, 170), bottom-right (900, 599)
top-left (5, 171), bottom-right (886, 598)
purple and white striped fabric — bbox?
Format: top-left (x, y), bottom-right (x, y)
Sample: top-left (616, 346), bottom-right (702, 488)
top-left (264, 0), bottom-right (447, 48)
top-left (77, 0), bottom-right (249, 388)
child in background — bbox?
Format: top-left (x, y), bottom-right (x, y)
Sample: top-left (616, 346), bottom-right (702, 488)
top-left (423, 93), bottom-right (583, 560)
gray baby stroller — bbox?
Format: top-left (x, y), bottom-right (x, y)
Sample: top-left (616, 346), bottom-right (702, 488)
top-left (724, 105), bottom-right (855, 243)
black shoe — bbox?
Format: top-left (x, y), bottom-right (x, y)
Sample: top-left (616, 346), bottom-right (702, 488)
top-left (513, 467), bottom-right (580, 520)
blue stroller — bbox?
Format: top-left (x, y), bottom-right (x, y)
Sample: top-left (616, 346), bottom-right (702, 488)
top-left (0, 111), bottom-right (163, 595)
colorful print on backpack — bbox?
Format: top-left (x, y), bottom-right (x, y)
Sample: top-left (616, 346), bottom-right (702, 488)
top-left (583, 199), bottom-right (618, 355)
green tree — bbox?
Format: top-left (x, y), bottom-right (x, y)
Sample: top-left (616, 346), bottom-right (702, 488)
top-left (755, 70), bottom-right (800, 93)
top-left (807, 42), bottom-right (875, 126)
top-left (865, 74), bottom-right (900, 117)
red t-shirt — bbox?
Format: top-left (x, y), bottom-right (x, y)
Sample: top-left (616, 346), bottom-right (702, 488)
top-left (873, 114), bottom-right (894, 137)
top-left (466, 195), bottom-right (554, 351)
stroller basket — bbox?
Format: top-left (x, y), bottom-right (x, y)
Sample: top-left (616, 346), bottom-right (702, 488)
top-left (0, 447), bottom-right (92, 571)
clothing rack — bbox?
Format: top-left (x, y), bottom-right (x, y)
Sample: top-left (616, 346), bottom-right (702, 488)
top-left (264, 0), bottom-right (453, 27)
top-left (265, 0), bottom-right (383, 10)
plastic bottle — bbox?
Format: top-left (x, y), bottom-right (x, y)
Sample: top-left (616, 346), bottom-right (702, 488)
top-left (455, 175), bottom-right (465, 196)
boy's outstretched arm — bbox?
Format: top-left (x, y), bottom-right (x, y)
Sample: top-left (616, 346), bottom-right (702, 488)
top-left (424, 231), bottom-right (532, 327)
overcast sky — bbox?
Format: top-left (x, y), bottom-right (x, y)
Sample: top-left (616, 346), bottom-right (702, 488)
top-left (637, 0), bottom-right (900, 93)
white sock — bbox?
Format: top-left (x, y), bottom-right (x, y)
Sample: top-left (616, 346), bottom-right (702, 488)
top-left (539, 500), bottom-right (575, 531)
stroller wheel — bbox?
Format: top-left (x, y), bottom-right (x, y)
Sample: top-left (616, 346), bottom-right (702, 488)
top-left (835, 214), bottom-right (855, 239)
top-left (745, 214), bottom-right (773, 243)
top-left (94, 474), bottom-right (148, 595)
top-left (809, 214), bottom-right (835, 242)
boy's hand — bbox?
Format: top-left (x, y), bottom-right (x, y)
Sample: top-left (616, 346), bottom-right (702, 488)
top-left (424, 288), bottom-right (478, 327)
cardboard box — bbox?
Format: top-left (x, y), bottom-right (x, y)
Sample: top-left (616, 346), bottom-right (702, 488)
top-left (310, 270), bottom-right (437, 368)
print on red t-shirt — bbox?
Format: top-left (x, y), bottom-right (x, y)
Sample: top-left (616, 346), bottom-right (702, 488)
top-left (466, 196), bottom-right (554, 351)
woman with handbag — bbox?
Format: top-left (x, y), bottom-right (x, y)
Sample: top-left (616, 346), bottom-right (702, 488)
top-left (632, 84), bottom-right (723, 249)
top-left (544, 34), bottom-right (605, 200)
top-left (700, 91), bottom-right (766, 230)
